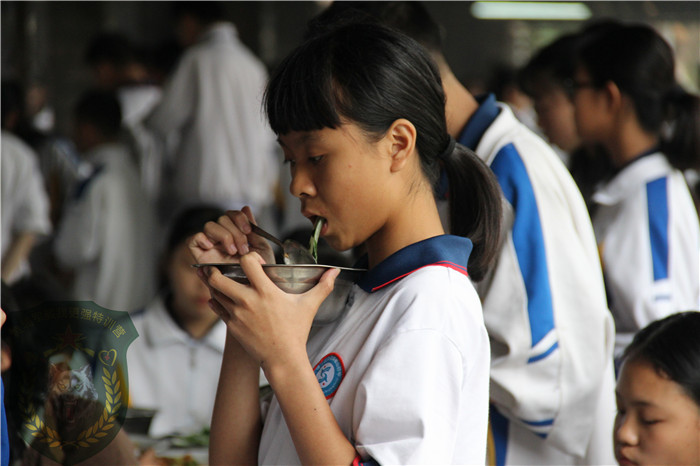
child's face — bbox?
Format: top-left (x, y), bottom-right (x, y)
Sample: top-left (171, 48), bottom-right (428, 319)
top-left (533, 86), bottom-right (580, 154)
top-left (570, 67), bottom-right (611, 148)
top-left (614, 358), bottom-right (700, 465)
top-left (278, 123), bottom-right (396, 255)
top-left (167, 241), bottom-right (217, 326)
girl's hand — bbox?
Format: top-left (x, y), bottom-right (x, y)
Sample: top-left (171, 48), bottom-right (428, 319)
top-left (189, 206), bottom-right (275, 265)
top-left (200, 252), bottom-right (340, 371)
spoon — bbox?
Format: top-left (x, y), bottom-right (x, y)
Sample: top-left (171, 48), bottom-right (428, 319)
top-left (250, 224), bottom-right (317, 264)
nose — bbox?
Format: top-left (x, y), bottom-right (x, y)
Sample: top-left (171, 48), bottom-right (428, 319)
top-left (613, 412), bottom-right (638, 447)
top-left (289, 166), bottom-right (316, 199)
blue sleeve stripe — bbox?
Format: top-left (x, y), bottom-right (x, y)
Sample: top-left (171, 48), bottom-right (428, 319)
top-left (491, 144), bottom-right (555, 346)
top-left (527, 341), bottom-right (559, 364)
top-left (647, 177), bottom-right (669, 281)
top-left (520, 417), bottom-right (555, 427)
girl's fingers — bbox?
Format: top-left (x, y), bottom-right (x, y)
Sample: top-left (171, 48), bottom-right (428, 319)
top-left (238, 252), bottom-right (273, 291)
top-left (227, 208), bottom-right (255, 235)
top-left (202, 219), bottom-right (240, 256)
top-left (304, 267), bottom-right (340, 308)
top-left (217, 213), bottom-right (252, 256)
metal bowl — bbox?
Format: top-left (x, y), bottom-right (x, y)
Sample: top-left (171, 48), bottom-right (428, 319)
top-left (196, 264), bottom-right (366, 324)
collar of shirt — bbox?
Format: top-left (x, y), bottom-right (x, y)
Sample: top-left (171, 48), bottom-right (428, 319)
top-left (355, 235), bottom-right (473, 293)
top-left (138, 295), bottom-right (226, 353)
top-left (457, 93), bottom-right (501, 150)
top-left (592, 151), bottom-right (671, 206)
top-left (436, 93), bottom-right (500, 200)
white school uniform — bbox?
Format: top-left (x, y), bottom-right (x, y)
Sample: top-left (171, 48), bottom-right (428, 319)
top-left (592, 151), bottom-right (700, 359)
top-left (1, 130), bottom-right (52, 283)
top-left (127, 296), bottom-right (226, 437)
top-left (144, 22), bottom-right (278, 216)
top-left (258, 235), bottom-right (490, 465)
top-left (452, 95), bottom-right (616, 465)
top-left (53, 142), bottom-right (156, 312)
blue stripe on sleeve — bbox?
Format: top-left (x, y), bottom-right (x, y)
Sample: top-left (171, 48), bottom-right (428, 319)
top-left (646, 177), bottom-right (669, 281)
top-left (491, 144), bottom-right (555, 347)
top-left (527, 341), bottom-right (559, 363)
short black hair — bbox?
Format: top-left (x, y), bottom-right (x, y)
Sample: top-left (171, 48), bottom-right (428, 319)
top-left (622, 311), bottom-right (700, 407)
top-left (73, 89), bottom-right (122, 137)
top-left (172, 1), bottom-right (225, 25)
top-left (305, 1), bottom-right (444, 54)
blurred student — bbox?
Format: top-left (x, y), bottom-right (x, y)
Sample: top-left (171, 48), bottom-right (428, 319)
top-left (85, 32), bottom-right (164, 207)
top-left (614, 311), bottom-right (700, 465)
top-left (520, 26), bottom-right (616, 212)
top-left (571, 23), bottom-right (700, 360)
top-left (1, 80), bottom-right (52, 285)
top-left (144, 1), bottom-right (278, 227)
top-left (127, 205), bottom-right (227, 438)
top-left (305, 3), bottom-right (616, 464)
top-left (53, 90), bottom-right (156, 312)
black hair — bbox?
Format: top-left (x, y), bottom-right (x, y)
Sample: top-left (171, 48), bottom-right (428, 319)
top-left (264, 22), bottom-right (501, 281)
top-left (519, 32), bottom-right (582, 98)
top-left (159, 205), bottom-right (224, 290)
top-left (1, 80), bottom-right (24, 129)
top-left (621, 311), bottom-right (700, 407)
top-left (520, 20), bottom-right (621, 98)
top-left (73, 89), bottom-right (122, 138)
top-left (165, 205), bottom-right (225, 255)
top-left (84, 32), bottom-right (134, 67)
top-left (577, 23), bottom-right (700, 171)
top-left (304, 1), bottom-right (444, 55)
top-left (172, 1), bottom-right (224, 25)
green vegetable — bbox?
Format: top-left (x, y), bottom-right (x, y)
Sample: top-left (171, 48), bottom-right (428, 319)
top-left (309, 217), bottom-right (325, 263)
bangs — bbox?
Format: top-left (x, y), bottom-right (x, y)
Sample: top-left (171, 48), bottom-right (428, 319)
top-left (264, 39), bottom-right (343, 135)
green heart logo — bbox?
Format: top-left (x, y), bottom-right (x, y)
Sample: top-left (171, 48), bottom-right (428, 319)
top-left (99, 349), bottom-right (117, 366)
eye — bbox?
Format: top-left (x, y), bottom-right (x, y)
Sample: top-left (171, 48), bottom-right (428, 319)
top-left (283, 158), bottom-right (296, 167)
top-left (308, 155), bottom-right (324, 165)
top-left (640, 418), bottom-right (660, 426)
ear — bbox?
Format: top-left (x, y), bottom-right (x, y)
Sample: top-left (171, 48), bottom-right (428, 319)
top-left (603, 80), bottom-right (624, 114)
top-left (385, 119), bottom-right (417, 173)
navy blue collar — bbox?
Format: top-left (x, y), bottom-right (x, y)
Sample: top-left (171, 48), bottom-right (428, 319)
top-left (356, 235), bottom-right (473, 293)
top-left (613, 145), bottom-right (661, 177)
top-left (457, 93), bottom-right (500, 150)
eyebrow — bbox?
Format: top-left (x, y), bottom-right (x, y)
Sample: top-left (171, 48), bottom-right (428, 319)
top-left (616, 391), bottom-right (657, 408)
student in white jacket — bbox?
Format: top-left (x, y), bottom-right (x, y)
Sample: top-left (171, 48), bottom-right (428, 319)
top-left (145, 2), bottom-right (278, 224)
top-left (572, 23), bottom-right (700, 360)
top-left (54, 90), bottom-right (156, 313)
top-left (303, 3), bottom-right (617, 464)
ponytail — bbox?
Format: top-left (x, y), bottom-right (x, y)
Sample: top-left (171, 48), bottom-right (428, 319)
top-left (440, 140), bottom-right (502, 282)
top-left (662, 85), bottom-right (700, 172)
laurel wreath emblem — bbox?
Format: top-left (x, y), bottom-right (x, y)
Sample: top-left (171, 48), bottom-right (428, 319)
top-left (23, 366), bottom-right (122, 450)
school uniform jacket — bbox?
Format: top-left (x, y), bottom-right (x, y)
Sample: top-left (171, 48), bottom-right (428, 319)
top-left (1, 130), bottom-right (52, 284)
top-left (592, 151), bottom-right (700, 358)
top-left (258, 236), bottom-right (490, 465)
top-left (144, 22), bottom-right (278, 214)
top-left (53, 143), bottom-right (156, 312)
top-left (456, 95), bottom-right (616, 464)
top-left (127, 296), bottom-right (226, 437)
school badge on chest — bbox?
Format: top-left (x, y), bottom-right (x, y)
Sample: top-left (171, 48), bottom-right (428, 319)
top-left (314, 352), bottom-right (345, 399)
top-left (10, 301), bottom-right (138, 465)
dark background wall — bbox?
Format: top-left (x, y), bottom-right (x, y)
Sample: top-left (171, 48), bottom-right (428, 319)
top-left (2, 1), bottom-right (698, 136)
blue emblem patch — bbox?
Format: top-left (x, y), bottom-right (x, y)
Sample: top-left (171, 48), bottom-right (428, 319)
top-left (314, 353), bottom-right (345, 399)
